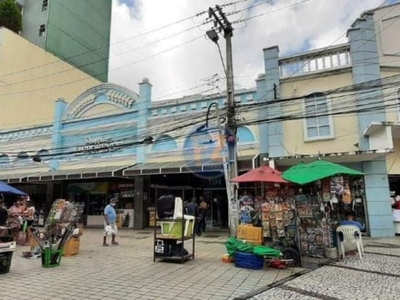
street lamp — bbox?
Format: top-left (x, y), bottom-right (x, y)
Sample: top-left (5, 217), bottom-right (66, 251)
top-left (206, 30), bottom-right (219, 44)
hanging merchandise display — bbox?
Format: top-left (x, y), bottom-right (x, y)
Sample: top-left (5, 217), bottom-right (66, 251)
top-left (283, 160), bottom-right (367, 258)
top-left (30, 199), bottom-right (84, 267)
top-left (260, 185), bottom-right (301, 266)
top-left (295, 189), bottom-right (330, 258)
top-left (231, 166), bottom-right (301, 266)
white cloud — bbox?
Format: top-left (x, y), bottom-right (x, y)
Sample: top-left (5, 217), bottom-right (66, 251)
top-left (108, 0), bottom-right (387, 100)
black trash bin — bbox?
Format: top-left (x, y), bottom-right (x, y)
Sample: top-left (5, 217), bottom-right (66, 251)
top-left (0, 251), bottom-right (13, 274)
top-left (0, 235), bottom-right (16, 274)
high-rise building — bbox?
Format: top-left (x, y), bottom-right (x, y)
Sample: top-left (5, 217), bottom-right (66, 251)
top-left (18, 0), bottom-right (112, 82)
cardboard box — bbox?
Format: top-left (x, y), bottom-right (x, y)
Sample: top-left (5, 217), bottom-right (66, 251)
top-left (63, 237), bottom-right (80, 257)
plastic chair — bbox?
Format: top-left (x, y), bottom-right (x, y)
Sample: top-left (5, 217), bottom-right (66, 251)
top-left (336, 225), bottom-right (364, 260)
top-left (173, 197), bottom-right (183, 218)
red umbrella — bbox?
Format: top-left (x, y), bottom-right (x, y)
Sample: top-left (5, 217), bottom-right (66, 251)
top-left (231, 165), bottom-right (287, 183)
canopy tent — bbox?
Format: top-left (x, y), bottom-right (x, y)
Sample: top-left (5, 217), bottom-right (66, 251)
top-left (282, 159), bottom-right (364, 185)
top-left (0, 181), bottom-right (27, 196)
top-left (231, 164), bottom-right (288, 184)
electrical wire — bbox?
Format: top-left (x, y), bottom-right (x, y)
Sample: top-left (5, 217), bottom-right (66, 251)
top-left (0, 0), bottom-right (308, 96)
top-left (1, 1), bottom-right (398, 159)
top-left (2, 70), bottom-right (400, 154)
top-left (2, 65), bottom-right (400, 156)
top-left (2, 76), bottom-right (400, 163)
top-left (253, 0), bottom-right (398, 102)
top-left (0, 0), bottom-right (246, 80)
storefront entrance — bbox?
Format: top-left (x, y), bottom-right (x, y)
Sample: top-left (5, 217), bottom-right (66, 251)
top-left (203, 188), bottom-right (228, 229)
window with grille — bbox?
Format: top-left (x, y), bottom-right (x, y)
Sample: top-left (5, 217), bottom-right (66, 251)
top-left (303, 93), bottom-right (334, 141)
top-left (39, 24), bottom-right (46, 37)
top-left (42, 0), bottom-right (48, 11)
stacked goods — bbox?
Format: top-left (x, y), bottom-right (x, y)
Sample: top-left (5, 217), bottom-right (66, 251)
top-left (30, 200), bottom-right (84, 267)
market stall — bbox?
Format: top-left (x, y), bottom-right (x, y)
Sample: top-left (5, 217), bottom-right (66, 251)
top-left (30, 199), bottom-right (84, 267)
top-left (231, 165), bottom-right (302, 266)
top-left (0, 181), bottom-right (27, 274)
top-left (282, 159), bottom-right (365, 258)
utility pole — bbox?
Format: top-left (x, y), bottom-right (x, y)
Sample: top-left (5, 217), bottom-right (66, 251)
top-left (207, 5), bottom-right (238, 237)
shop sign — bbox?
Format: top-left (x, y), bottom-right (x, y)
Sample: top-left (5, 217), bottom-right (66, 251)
top-left (120, 190), bottom-right (135, 198)
top-left (76, 137), bottom-right (122, 154)
top-left (118, 183), bottom-right (135, 189)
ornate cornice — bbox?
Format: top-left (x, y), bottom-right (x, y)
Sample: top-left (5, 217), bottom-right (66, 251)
top-left (63, 83), bottom-right (139, 120)
top-left (0, 126), bottom-right (52, 141)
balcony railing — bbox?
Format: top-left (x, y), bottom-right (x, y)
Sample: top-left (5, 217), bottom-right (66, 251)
top-left (279, 44), bottom-right (351, 78)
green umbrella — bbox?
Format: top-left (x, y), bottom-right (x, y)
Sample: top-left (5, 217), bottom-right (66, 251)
top-left (282, 159), bottom-right (364, 185)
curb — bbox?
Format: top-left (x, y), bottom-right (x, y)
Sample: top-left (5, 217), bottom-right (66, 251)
top-left (234, 258), bottom-right (339, 300)
top-left (233, 269), bottom-right (312, 300)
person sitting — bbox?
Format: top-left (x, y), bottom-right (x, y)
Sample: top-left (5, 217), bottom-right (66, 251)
top-left (339, 211), bottom-right (365, 232)
top-left (338, 211), bottom-right (364, 255)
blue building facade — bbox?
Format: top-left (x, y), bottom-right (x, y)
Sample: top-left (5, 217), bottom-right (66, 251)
top-left (0, 78), bottom-right (259, 228)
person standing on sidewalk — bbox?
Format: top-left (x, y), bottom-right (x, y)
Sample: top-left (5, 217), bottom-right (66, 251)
top-left (0, 199), bottom-right (8, 237)
top-left (103, 198), bottom-right (119, 246)
top-left (199, 197), bottom-right (208, 233)
top-left (186, 197), bottom-right (201, 236)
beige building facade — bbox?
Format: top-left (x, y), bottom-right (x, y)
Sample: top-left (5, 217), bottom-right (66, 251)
top-left (0, 27), bottom-right (100, 130)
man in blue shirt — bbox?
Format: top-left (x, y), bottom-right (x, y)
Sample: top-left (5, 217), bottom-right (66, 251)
top-left (339, 211), bottom-right (365, 231)
top-left (103, 198), bottom-right (119, 246)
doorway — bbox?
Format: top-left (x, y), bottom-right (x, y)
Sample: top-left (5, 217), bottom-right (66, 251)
top-left (203, 188), bottom-right (228, 229)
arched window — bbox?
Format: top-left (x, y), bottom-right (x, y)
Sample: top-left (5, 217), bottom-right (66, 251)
top-left (304, 93), bottom-right (334, 140)
top-left (237, 126), bottom-right (255, 144)
top-left (33, 149), bottom-right (50, 162)
top-left (183, 132), bottom-right (215, 150)
top-left (151, 135), bottom-right (178, 152)
top-left (17, 151), bottom-right (29, 160)
top-left (0, 154), bottom-right (9, 167)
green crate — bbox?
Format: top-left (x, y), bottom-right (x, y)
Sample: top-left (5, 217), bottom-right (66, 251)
top-left (41, 248), bottom-right (63, 268)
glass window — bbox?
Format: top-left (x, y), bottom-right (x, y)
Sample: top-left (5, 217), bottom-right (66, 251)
top-left (39, 25), bottom-right (46, 37)
top-left (42, 0), bottom-right (48, 11)
top-left (304, 93), bottom-right (333, 140)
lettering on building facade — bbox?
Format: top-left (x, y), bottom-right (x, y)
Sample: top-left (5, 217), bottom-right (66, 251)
top-left (76, 137), bottom-right (123, 154)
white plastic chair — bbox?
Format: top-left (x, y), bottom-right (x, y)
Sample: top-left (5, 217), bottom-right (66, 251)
top-left (173, 197), bottom-right (183, 218)
top-left (336, 225), bottom-right (364, 260)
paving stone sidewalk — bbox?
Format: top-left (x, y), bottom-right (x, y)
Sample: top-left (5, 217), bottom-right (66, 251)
top-left (2, 229), bottom-right (303, 300)
top-left (250, 237), bottom-right (400, 300)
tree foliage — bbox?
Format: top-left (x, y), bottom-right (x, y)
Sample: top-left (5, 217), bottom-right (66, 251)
top-left (0, 0), bottom-right (22, 33)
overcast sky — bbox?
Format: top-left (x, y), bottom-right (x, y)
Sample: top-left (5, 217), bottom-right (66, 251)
top-left (108, 0), bottom-right (397, 100)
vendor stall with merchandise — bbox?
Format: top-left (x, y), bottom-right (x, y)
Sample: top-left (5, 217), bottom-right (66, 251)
top-left (282, 159), bottom-right (365, 258)
top-left (231, 165), bottom-right (302, 266)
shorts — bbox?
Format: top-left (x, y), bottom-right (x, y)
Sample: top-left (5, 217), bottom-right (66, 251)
top-left (103, 223), bottom-right (118, 237)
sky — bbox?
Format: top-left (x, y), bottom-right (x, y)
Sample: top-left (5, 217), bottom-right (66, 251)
top-left (108, 0), bottom-right (398, 101)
